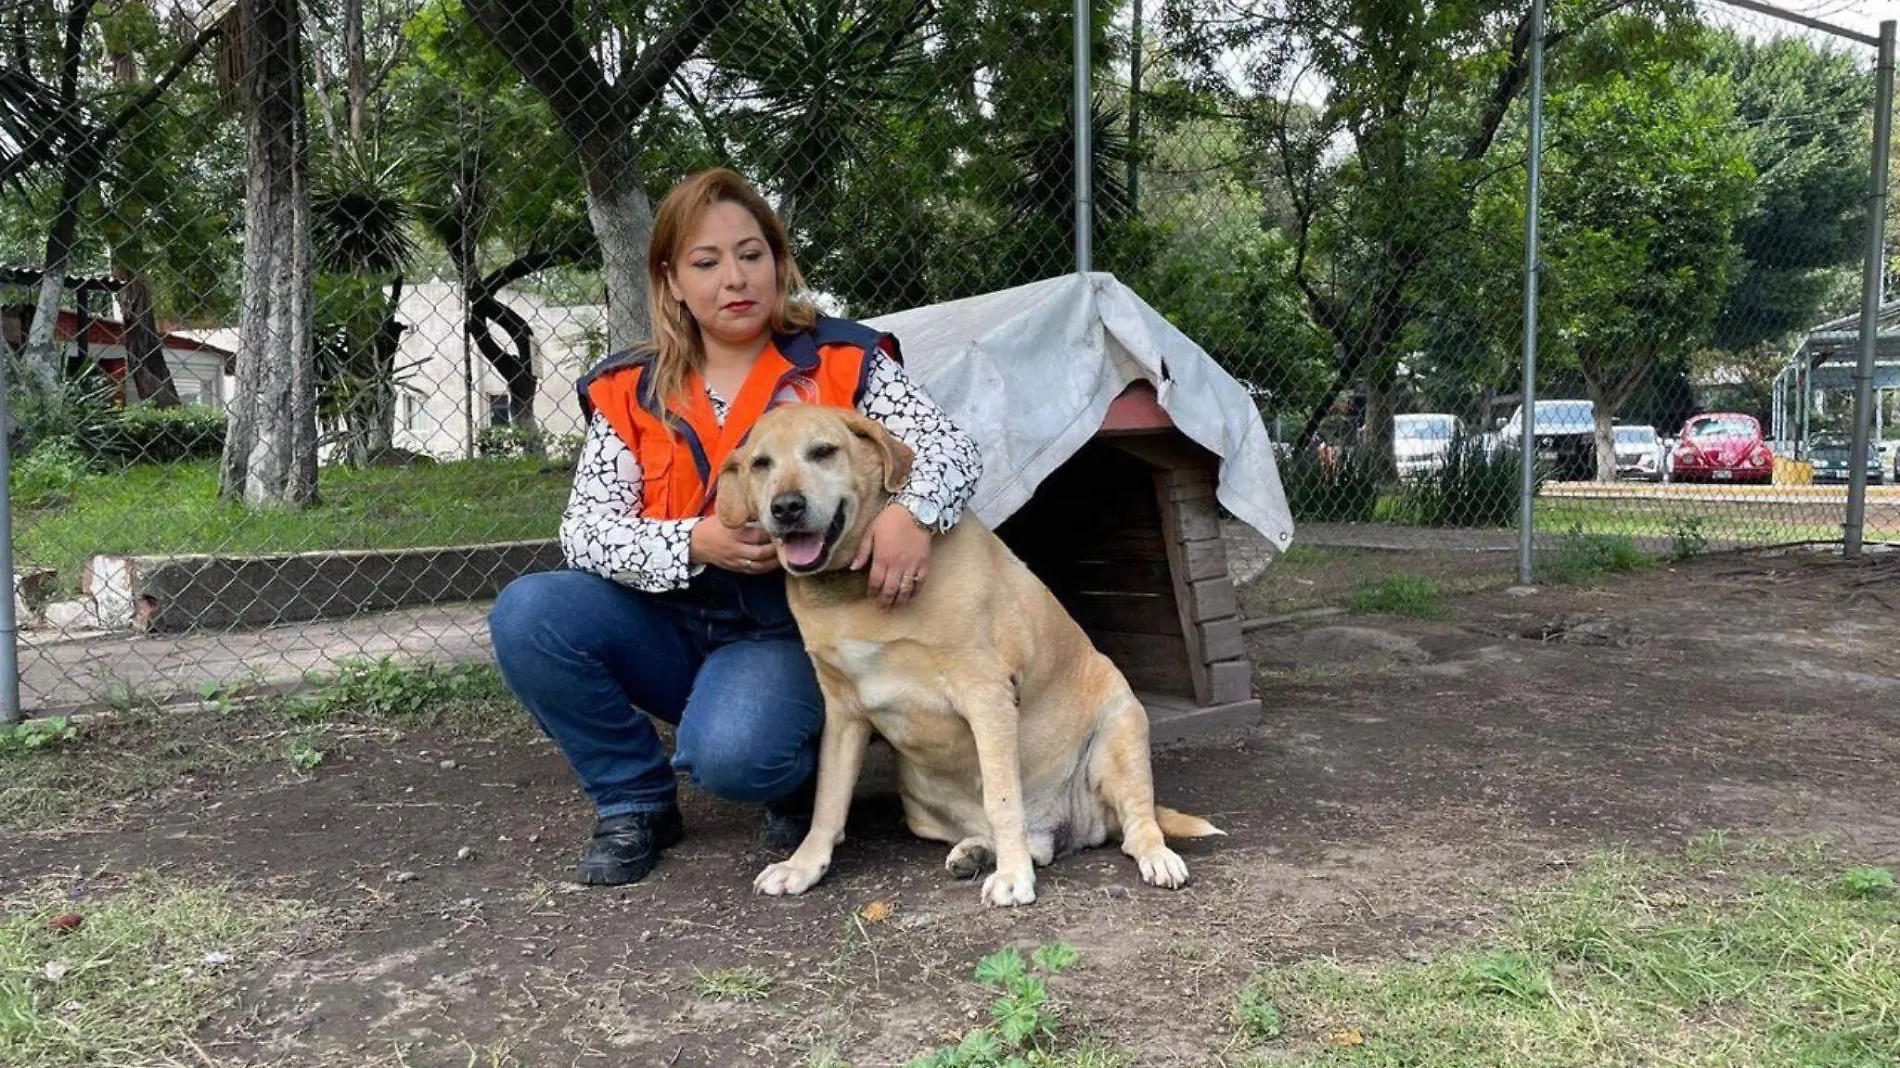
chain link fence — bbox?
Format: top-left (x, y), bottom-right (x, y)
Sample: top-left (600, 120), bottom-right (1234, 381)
top-left (0, 0), bottom-right (1893, 718)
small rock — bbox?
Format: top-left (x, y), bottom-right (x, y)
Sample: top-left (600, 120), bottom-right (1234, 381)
top-left (389, 871), bottom-right (420, 884)
top-left (43, 959), bottom-right (70, 982)
top-left (1504, 585), bottom-right (1539, 597)
top-left (456, 847), bottom-right (476, 862)
top-left (439, 759), bottom-right (458, 770)
top-left (528, 834), bottom-right (541, 844)
top-left (1104, 885), bottom-right (1129, 900)
top-left (202, 952), bottom-right (234, 966)
top-left (898, 912), bottom-right (938, 930)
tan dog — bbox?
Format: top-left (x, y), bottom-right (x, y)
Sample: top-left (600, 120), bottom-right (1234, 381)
top-left (713, 404), bottom-right (1223, 907)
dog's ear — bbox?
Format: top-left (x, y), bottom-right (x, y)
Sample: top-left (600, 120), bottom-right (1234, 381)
top-left (712, 453), bottom-right (754, 528)
top-left (844, 411), bottom-right (915, 494)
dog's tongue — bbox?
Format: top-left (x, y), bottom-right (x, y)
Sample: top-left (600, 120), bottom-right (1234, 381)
top-left (781, 532), bottom-right (825, 569)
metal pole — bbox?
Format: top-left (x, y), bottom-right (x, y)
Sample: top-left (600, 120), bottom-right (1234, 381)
top-left (0, 341), bottom-right (22, 726)
top-left (1517, 0), bottom-right (1547, 585)
top-left (1074, 0), bottom-right (1092, 274)
top-left (1845, 19), bottom-right (1893, 559)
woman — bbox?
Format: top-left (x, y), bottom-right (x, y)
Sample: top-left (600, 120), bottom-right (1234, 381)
top-left (488, 168), bottom-right (983, 887)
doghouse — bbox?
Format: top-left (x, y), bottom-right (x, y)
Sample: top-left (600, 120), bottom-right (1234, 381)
top-left (993, 381), bottom-right (1259, 744)
top-left (870, 272), bottom-right (1293, 744)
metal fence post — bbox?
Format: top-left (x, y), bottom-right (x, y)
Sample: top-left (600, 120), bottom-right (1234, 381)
top-left (1074, 0), bottom-right (1093, 274)
top-left (0, 348), bottom-right (22, 726)
top-left (1516, 0), bottom-right (1547, 586)
top-left (1846, 19), bottom-right (1894, 559)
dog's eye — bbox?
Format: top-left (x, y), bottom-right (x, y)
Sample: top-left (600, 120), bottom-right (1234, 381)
top-left (750, 455), bottom-right (773, 472)
top-left (806, 443), bottom-right (839, 462)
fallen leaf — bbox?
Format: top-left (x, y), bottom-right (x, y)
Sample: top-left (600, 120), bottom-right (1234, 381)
top-left (859, 900), bottom-right (894, 923)
top-left (1331, 1029), bottom-right (1365, 1047)
top-left (48, 913), bottom-right (82, 931)
top-left (43, 959), bottom-right (70, 982)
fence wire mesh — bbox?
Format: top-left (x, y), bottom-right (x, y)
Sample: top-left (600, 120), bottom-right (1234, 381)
top-left (0, 0), bottom-right (1892, 717)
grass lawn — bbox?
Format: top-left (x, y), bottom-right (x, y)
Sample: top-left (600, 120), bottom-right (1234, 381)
top-left (1230, 838), bottom-right (1899, 1066)
top-left (13, 458), bottom-right (573, 587)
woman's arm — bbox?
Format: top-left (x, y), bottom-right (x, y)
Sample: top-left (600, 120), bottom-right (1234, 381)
top-left (857, 351), bottom-right (984, 531)
top-left (559, 414), bottom-right (701, 592)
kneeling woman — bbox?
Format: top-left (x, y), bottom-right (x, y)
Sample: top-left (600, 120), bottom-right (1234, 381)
top-left (488, 168), bottom-right (982, 886)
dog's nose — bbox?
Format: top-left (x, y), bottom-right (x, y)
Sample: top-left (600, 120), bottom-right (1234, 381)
top-left (770, 493), bottom-right (808, 526)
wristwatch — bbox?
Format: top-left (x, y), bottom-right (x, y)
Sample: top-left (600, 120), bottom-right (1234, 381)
top-left (894, 492), bottom-right (944, 532)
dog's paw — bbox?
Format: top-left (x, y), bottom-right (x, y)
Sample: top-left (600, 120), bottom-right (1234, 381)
top-left (980, 866), bottom-right (1037, 907)
top-left (945, 838), bottom-right (994, 880)
top-left (1136, 846), bottom-right (1190, 890)
top-left (753, 859), bottom-right (826, 897)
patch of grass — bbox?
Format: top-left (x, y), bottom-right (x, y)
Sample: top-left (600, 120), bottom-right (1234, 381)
top-left (1233, 985), bottom-right (1286, 1041)
top-left (284, 733), bottom-right (326, 771)
top-left (0, 872), bottom-right (312, 1067)
top-left (1231, 838), bottom-right (1900, 1066)
top-left (14, 457), bottom-right (570, 594)
top-left (1346, 574), bottom-right (1448, 619)
top-left (278, 657), bottom-right (521, 728)
top-left (1836, 867), bottom-right (1895, 900)
top-left (0, 718), bottom-right (78, 756)
top-left (694, 966), bottom-right (774, 1002)
top-left (1539, 525), bottom-right (1656, 584)
top-left (1669, 515), bottom-right (1710, 561)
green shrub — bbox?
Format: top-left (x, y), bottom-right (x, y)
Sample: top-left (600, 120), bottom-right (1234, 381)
top-left (10, 437), bottom-right (93, 509)
top-left (1280, 444), bottom-right (1382, 523)
top-left (1542, 526), bottom-right (1654, 583)
top-left (1396, 430), bottom-right (1530, 528)
top-left (97, 403), bottom-right (227, 464)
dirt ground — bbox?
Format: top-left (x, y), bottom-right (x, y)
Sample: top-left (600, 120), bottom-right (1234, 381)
top-left (5, 547), bottom-right (1899, 1067)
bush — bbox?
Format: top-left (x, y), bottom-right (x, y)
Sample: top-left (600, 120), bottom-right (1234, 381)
top-left (1395, 430), bottom-right (1531, 528)
top-left (10, 437), bottom-right (93, 509)
top-left (1280, 443), bottom-right (1382, 523)
top-left (96, 403), bottom-right (227, 464)
top-left (476, 424), bottom-right (584, 468)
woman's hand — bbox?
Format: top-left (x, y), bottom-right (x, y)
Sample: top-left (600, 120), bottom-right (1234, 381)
top-left (852, 503), bottom-right (934, 608)
top-left (690, 518), bottom-right (780, 575)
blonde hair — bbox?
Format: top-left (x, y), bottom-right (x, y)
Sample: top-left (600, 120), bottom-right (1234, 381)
top-left (645, 168), bottom-right (818, 409)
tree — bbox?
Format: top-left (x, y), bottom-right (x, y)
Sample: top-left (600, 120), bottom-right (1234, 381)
top-left (1534, 66), bottom-right (1753, 481)
top-left (1705, 29), bottom-right (1872, 354)
top-left (220, 0), bottom-right (319, 507)
top-left (460, 0), bottom-right (743, 350)
top-left (1157, 0), bottom-right (1697, 475)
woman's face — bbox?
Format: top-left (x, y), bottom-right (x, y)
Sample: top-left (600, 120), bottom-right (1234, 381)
top-left (666, 200), bottom-right (778, 349)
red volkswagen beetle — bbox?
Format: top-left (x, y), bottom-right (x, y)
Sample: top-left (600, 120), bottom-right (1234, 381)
top-left (1669, 412), bottom-right (1774, 485)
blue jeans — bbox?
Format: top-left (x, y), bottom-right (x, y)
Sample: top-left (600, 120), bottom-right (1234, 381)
top-left (487, 567), bottom-right (825, 819)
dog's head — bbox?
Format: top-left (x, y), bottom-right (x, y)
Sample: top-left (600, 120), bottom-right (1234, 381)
top-left (714, 405), bottom-right (915, 575)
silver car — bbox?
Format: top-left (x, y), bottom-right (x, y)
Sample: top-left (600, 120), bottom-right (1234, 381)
top-left (1394, 413), bottom-right (1459, 478)
top-left (1614, 424), bottom-right (1665, 482)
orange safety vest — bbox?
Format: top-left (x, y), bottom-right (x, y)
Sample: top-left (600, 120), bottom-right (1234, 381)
top-left (576, 316), bottom-right (902, 521)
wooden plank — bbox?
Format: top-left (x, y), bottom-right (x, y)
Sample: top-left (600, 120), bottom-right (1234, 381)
top-left (1163, 470), bottom-right (1217, 503)
top-left (1207, 659), bottom-right (1253, 705)
top-left (1064, 590), bottom-right (1183, 637)
top-left (1091, 630), bottom-right (1194, 696)
top-left (1067, 558), bottom-right (1174, 596)
top-left (1198, 616), bottom-right (1245, 662)
top-left (1181, 538), bottom-right (1227, 582)
top-left (1155, 471), bottom-right (1214, 705)
top-left (1186, 577), bottom-right (1238, 623)
top-left (1171, 496), bottom-right (1222, 542)
top-left (1138, 691), bottom-right (1262, 746)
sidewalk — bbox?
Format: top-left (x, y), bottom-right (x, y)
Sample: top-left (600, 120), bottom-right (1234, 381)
top-left (18, 602), bottom-right (496, 715)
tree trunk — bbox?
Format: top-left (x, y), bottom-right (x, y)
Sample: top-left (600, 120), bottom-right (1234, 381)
top-left (1363, 361), bottom-right (1399, 482)
top-left (20, 159), bottom-right (88, 407)
top-left (582, 142), bottom-right (653, 351)
top-left (105, 10), bottom-right (181, 408)
top-left (343, 0), bottom-right (366, 145)
top-left (114, 269), bottom-right (181, 406)
top-left (470, 293), bottom-right (540, 452)
top-left (221, 0), bottom-right (319, 508)
top-left (1589, 393), bottom-right (1617, 484)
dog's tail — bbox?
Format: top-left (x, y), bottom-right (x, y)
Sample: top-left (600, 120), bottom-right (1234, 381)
top-left (1156, 806), bottom-right (1225, 839)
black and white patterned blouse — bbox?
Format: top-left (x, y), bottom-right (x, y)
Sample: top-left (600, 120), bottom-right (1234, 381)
top-left (560, 350), bottom-right (983, 592)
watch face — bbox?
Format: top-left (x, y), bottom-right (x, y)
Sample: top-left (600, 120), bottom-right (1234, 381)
top-left (911, 500), bottom-right (942, 526)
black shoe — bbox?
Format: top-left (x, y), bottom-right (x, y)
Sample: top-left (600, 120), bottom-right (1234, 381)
top-left (576, 807), bottom-right (684, 886)
top-left (762, 777), bottom-right (816, 851)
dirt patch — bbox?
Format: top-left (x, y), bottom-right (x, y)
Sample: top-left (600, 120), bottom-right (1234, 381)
top-left (4, 549), bottom-right (1897, 1066)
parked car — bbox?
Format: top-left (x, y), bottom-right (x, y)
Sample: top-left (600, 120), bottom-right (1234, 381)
top-left (1612, 424), bottom-right (1665, 482)
top-left (1500, 399), bottom-right (1596, 481)
top-left (1807, 434), bottom-right (1885, 486)
top-left (1393, 413), bottom-right (1459, 478)
top-left (1669, 413), bottom-right (1773, 485)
